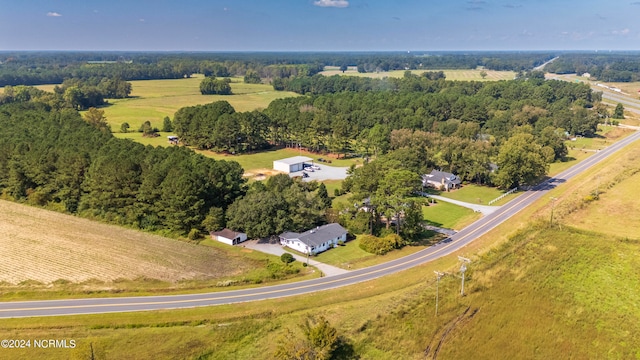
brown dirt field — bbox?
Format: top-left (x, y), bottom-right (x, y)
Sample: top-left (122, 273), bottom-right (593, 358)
top-left (243, 168), bottom-right (282, 180)
top-left (0, 200), bottom-right (256, 284)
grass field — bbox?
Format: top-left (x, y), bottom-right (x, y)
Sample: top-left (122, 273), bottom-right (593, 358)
top-left (95, 75), bottom-right (299, 132)
top-left (311, 233), bottom-right (442, 270)
top-left (320, 67), bottom-right (517, 81)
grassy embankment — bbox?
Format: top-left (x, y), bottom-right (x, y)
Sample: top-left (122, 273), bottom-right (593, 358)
top-left (2, 120), bottom-right (638, 359)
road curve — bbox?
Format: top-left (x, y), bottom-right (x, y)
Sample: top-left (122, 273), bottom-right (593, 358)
top-left (1, 130), bottom-right (639, 319)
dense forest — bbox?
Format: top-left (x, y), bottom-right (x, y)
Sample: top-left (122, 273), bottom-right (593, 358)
top-left (545, 53), bottom-right (640, 82)
top-left (175, 71), bottom-right (600, 161)
top-left (0, 102), bottom-right (246, 235)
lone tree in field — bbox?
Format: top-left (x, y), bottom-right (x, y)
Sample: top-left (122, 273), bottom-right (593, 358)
top-left (613, 103), bottom-right (625, 119)
top-left (479, 70), bottom-right (488, 79)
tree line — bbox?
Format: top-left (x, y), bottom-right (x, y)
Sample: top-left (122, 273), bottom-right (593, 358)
top-left (0, 51), bottom-right (559, 87)
top-left (0, 77), bottom-right (132, 110)
top-left (545, 53), bottom-right (640, 82)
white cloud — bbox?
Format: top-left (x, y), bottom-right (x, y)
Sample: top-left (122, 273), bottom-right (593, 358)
top-left (47, 12), bottom-right (62, 17)
top-left (313, 0), bottom-right (349, 8)
top-left (612, 28), bottom-right (630, 36)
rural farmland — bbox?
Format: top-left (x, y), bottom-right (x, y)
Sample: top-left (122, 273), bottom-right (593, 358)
top-left (0, 200), bottom-right (261, 285)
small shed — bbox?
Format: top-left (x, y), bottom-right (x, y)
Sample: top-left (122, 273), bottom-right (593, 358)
top-left (210, 228), bottom-right (248, 246)
top-left (273, 156), bottom-right (313, 174)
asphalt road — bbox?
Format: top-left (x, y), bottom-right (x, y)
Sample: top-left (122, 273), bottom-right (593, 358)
top-left (1, 130), bottom-right (640, 319)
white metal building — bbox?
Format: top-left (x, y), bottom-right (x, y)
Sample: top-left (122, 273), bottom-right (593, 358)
top-left (273, 156), bottom-right (313, 174)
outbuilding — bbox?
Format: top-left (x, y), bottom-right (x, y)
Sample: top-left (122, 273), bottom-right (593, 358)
top-left (273, 156), bottom-right (313, 174)
top-left (210, 228), bottom-right (248, 246)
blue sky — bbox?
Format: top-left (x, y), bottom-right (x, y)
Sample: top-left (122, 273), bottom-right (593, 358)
top-left (1, 0), bottom-right (638, 51)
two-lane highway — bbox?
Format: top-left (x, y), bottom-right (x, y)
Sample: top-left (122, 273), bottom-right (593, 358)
top-left (1, 130), bottom-right (640, 319)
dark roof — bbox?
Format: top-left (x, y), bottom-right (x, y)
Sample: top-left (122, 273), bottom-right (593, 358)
top-left (423, 170), bottom-right (461, 186)
top-left (211, 228), bottom-right (245, 240)
top-left (279, 223), bottom-right (347, 247)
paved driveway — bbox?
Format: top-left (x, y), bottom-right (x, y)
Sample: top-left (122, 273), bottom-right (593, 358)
top-left (289, 164), bottom-right (348, 181)
top-left (242, 239), bottom-right (349, 277)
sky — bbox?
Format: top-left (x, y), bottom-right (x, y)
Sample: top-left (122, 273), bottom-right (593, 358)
top-left (1, 0), bottom-right (639, 51)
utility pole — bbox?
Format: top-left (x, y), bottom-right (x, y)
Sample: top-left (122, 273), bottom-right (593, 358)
top-left (550, 197), bottom-right (557, 225)
top-left (458, 256), bottom-right (471, 296)
top-left (434, 271), bottom-right (445, 316)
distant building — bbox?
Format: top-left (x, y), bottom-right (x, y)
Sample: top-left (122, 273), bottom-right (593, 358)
top-left (279, 223), bottom-right (347, 255)
top-left (273, 156), bottom-right (313, 174)
top-left (582, 73), bottom-right (591, 78)
top-left (210, 229), bottom-right (248, 246)
top-left (422, 170), bottom-right (461, 191)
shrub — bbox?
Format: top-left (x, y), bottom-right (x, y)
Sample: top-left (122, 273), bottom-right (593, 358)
top-left (280, 252), bottom-right (295, 264)
top-left (187, 228), bottom-right (201, 240)
top-left (359, 234), bottom-right (401, 255)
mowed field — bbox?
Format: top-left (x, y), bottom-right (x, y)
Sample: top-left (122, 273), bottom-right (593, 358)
top-left (90, 75), bottom-right (299, 132)
top-left (0, 200), bottom-right (259, 285)
top-left (320, 67), bottom-right (516, 81)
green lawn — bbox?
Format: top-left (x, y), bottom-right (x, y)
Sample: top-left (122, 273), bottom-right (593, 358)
top-left (433, 184), bottom-right (518, 206)
top-left (113, 131), bottom-right (177, 147)
top-left (312, 235), bottom-right (435, 270)
top-left (422, 200), bottom-right (481, 230)
top-left (197, 147), bottom-right (362, 172)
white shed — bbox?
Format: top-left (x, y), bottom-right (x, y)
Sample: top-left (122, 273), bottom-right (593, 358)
top-left (210, 229), bottom-right (248, 246)
top-left (273, 156), bottom-right (313, 174)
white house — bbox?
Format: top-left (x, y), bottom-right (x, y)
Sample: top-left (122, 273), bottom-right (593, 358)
top-left (279, 223), bottom-right (348, 255)
top-left (210, 228), bottom-right (248, 245)
top-left (422, 170), bottom-right (462, 191)
top-left (273, 156), bottom-right (313, 174)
